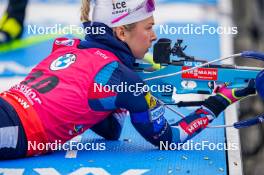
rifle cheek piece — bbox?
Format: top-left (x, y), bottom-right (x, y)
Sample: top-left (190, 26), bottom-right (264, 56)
top-left (153, 38), bottom-right (194, 64)
top-left (153, 38), bottom-right (172, 64)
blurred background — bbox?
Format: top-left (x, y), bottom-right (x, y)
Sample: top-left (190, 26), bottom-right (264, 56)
top-left (232, 0), bottom-right (264, 175)
top-left (0, 0), bottom-right (264, 174)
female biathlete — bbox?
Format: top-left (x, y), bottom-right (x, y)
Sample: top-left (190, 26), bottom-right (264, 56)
top-left (0, 0), bottom-right (256, 159)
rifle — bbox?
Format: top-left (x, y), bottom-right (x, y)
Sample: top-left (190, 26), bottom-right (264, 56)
top-left (135, 38), bottom-right (264, 129)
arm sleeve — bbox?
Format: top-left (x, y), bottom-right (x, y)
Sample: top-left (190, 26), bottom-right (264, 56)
top-left (111, 63), bottom-right (173, 146)
top-left (114, 63), bottom-right (235, 147)
top-left (90, 61), bottom-right (173, 146)
top-left (91, 61), bottom-right (228, 147)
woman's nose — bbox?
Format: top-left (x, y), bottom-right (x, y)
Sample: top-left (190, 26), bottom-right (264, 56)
top-left (151, 32), bottom-right (157, 42)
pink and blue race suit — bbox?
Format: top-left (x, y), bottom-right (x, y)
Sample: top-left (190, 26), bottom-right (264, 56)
top-left (0, 22), bottom-right (228, 157)
top-left (1, 38), bottom-right (122, 156)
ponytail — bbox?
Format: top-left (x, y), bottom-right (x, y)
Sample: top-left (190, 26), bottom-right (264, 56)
top-left (80, 0), bottom-right (90, 22)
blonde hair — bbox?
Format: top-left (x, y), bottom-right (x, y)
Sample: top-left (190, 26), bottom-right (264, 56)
top-left (80, 0), bottom-right (91, 22)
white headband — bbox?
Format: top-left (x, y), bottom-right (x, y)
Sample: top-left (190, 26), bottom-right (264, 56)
top-left (92, 0), bottom-right (154, 27)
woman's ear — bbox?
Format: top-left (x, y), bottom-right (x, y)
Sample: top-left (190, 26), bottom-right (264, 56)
top-left (113, 26), bottom-right (126, 42)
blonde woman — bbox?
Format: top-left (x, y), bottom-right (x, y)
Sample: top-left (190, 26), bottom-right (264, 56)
top-left (0, 0), bottom-right (255, 159)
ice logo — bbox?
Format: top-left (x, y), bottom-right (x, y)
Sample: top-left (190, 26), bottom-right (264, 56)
top-left (50, 54), bottom-right (76, 71)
